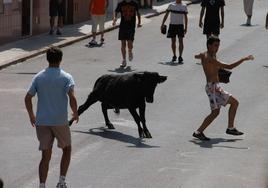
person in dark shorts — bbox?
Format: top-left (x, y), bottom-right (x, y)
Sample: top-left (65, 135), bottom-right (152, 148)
top-left (199, 0), bottom-right (225, 38)
top-left (49, 0), bottom-right (65, 35)
top-left (113, 0), bottom-right (141, 67)
top-left (161, 0), bottom-right (188, 64)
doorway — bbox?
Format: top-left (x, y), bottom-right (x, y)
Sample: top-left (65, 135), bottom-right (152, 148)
top-left (22, 0), bottom-right (32, 36)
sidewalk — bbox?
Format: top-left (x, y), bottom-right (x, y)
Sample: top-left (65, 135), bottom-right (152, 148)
top-left (0, 0), bottom-right (200, 70)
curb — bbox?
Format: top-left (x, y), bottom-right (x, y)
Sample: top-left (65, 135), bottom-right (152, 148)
top-left (0, 1), bottom-right (200, 70)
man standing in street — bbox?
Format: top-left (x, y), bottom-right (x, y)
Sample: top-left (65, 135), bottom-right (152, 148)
top-left (243, 0), bottom-right (254, 26)
top-left (161, 0), bottom-right (188, 64)
top-left (113, 0), bottom-right (142, 68)
top-left (199, 0), bottom-right (225, 38)
top-left (25, 47), bottom-right (79, 188)
top-left (193, 36), bottom-right (254, 141)
top-left (88, 0), bottom-right (109, 45)
top-left (49, 0), bottom-right (65, 35)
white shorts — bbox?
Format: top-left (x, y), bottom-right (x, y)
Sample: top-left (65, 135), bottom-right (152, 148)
top-left (205, 82), bottom-right (232, 110)
top-left (91, 14), bottom-right (106, 33)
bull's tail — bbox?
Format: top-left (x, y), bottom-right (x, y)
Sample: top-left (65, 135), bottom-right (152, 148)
top-left (69, 92), bottom-right (99, 126)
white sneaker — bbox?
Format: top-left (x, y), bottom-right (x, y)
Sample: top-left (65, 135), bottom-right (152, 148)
top-left (56, 182), bottom-right (67, 188)
top-left (129, 51), bottom-right (133, 61)
top-left (120, 60), bottom-right (127, 67)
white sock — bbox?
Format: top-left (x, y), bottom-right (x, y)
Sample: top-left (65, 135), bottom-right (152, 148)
top-left (228, 127), bottom-right (235, 130)
top-left (195, 130), bottom-right (200, 134)
top-left (39, 183), bottom-right (45, 188)
top-left (59, 175), bottom-right (66, 184)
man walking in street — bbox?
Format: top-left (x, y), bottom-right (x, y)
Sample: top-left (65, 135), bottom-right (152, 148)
top-left (199, 0), bottom-right (225, 38)
top-left (88, 0), bottom-right (109, 45)
top-left (193, 36), bottom-right (254, 141)
top-left (49, 0), bottom-right (65, 35)
top-left (243, 0), bottom-right (254, 26)
top-left (161, 0), bottom-right (188, 64)
top-left (113, 0), bottom-right (142, 68)
top-left (24, 47), bottom-right (79, 188)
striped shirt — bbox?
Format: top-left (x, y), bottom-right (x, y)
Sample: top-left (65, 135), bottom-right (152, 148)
top-left (167, 2), bottom-right (188, 25)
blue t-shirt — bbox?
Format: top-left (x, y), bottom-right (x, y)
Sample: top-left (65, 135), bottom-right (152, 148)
top-left (27, 67), bottom-right (75, 126)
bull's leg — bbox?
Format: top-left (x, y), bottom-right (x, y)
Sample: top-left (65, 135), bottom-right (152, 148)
top-left (128, 108), bottom-right (145, 138)
top-left (69, 92), bottom-right (98, 126)
top-left (139, 103), bottom-right (152, 138)
top-left (101, 103), bottom-right (115, 129)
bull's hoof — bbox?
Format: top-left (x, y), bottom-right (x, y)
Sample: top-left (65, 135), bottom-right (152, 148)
top-left (106, 122), bottom-right (115, 129)
top-left (144, 130), bottom-right (152, 138)
top-left (139, 131), bottom-right (146, 138)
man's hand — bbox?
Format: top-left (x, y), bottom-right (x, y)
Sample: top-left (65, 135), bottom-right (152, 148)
top-left (184, 28), bottom-right (187, 34)
top-left (29, 114), bottom-right (36, 127)
top-left (244, 55), bottom-right (254, 61)
top-left (112, 19), bottom-right (117, 26)
top-left (195, 53), bottom-right (204, 59)
top-left (72, 112), bottom-right (79, 124)
top-left (199, 21), bottom-right (203, 28)
top-left (220, 22), bottom-right (224, 29)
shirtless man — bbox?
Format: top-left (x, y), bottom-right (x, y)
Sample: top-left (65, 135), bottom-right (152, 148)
top-left (193, 36), bottom-right (254, 141)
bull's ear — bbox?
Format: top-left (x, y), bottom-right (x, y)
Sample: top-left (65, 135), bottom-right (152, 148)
top-left (158, 76), bottom-right (167, 83)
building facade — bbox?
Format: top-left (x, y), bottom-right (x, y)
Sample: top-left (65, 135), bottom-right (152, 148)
top-left (0, 0), bottom-right (117, 45)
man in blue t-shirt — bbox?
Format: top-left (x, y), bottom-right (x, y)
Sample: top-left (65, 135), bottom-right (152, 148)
top-left (25, 47), bottom-right (79, 188)
top-left (113, 0), bottom-right (141, 68)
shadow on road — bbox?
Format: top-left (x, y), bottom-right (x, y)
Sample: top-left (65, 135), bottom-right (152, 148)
top-left (158, 61), bottom-right (183, 66)
top-left (240, 24), bottom-right (259, 27)
top-left (108, 66), bottom-right (136, 73)
top-left (72, 127), bottom-right (160, 148)
top-left (190, 138), bottom-right (248, 149)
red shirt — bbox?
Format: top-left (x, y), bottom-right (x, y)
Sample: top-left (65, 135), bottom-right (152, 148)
top-left (90, 0), bottom-right (106, 15)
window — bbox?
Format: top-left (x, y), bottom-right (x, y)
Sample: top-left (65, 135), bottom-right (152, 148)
top-left (0, 0), bottom-right (3, 14)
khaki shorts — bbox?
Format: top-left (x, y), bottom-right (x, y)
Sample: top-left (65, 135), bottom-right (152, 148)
top-left (36, 125), bottom-right (71, 150)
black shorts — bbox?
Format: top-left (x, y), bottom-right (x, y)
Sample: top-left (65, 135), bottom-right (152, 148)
top-left (118, 28), bottom-right (135, 41)
top-left (49, 0), bottom-right (65, 17)
top-left (203, 22), bottom-right (220, 35)
top-left (167, 24), bottom-right (185, 38)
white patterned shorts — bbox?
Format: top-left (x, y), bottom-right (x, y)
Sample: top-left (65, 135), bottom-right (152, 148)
top-left (205, 82), bottom-right (232, 110)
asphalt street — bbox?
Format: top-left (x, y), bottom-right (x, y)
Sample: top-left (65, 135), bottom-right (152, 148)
top-left (0, 1), bottom-right (268, 188)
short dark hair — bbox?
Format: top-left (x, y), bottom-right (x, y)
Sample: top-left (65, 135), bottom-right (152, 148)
top-left (207, 35), bottom-right (220, 49)
top-left (0, 178), bottom-right (3, 188)
top-left (46, 46), bottom-right (63, 64)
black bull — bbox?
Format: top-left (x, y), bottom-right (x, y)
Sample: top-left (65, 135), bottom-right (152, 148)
top-left (69, 72), bottom-right (167, 138)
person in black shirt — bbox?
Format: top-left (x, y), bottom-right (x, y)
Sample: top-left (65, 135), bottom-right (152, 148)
top-left (113, 0), bottom-right (141, 67)
top-left (199, 0), bottom-right (225, 38)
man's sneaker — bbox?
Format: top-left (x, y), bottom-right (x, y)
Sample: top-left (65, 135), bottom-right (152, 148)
top-left (178, 56), bottom-right (184, 64)
top-left (129, 51), bottom-right (133, 61)
top-left (56, 29), bottom-right (62, 35)
top-left (56, 182), bottom-right (67, 188)
top-left (120, 60), bottom-right (127, 67)
top-left (226, 128), bottom-right (244, 135)
top-left (49, 29), bottom-right (54, 35)
top-left (192, 132), bottom-right (210, 141)
top-left (172, 55), bottom-right (177, 62)
top-left (89, 39), bottom-right (97, 46)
